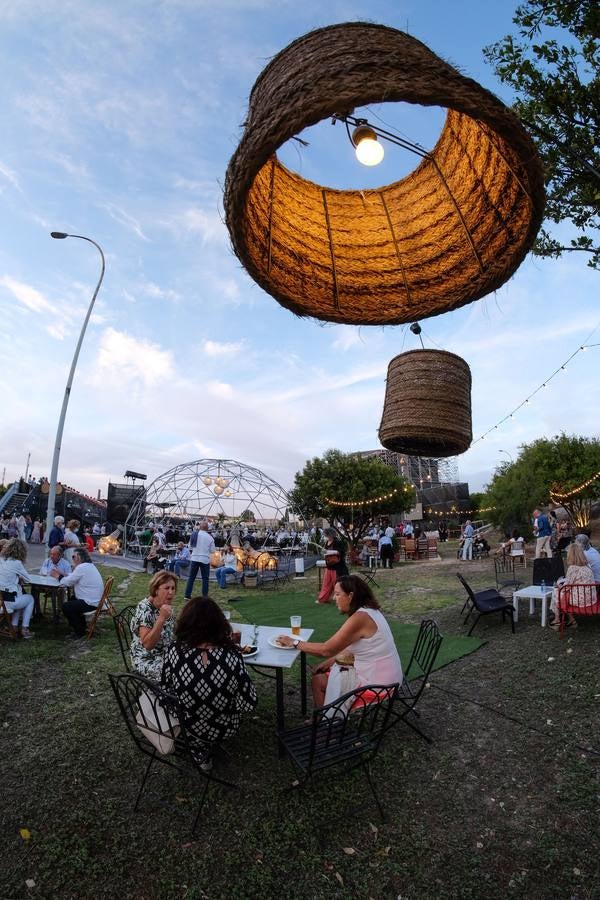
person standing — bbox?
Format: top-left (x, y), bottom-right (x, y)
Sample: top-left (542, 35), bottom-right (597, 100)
top-left (532, 508), bottom-right (553, 559)
top-left (47, 516), bottom-right (65, 549)
top-left (30, 518), bottom-right (42, 543)
top-left (184, 521), bottom-right (215, 599)
top-left (461, 520), bottom-right (474, 561)
top-left (378, 532), bottom-right (394, 568)
top-left (317, 528), bottom-right (348, 604)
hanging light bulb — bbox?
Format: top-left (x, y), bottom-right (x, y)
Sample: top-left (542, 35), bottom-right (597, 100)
top-left (203, 476), bottom-right (213, 486)
top-left (352, 124), bottom-right (384, 166)
top-left (223, 489), bottom-right (233, 497)
top-left (214, 484), bottom-right (224, 496)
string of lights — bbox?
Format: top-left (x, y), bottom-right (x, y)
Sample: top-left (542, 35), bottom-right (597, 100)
top-left (550, 471), bottom-right (600, 501)
top-left (324, 487), bottom-right (412, 507)
top-left (425, 506), bottom-right (496, 516)
top-left (472, 342), bottom-right (598, 445)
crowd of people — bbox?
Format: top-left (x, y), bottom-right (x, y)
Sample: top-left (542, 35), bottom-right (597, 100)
top-left (0, 513), bottom-right (109, 548)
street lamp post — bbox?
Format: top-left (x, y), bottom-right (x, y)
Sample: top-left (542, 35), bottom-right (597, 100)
top-left (499, 449), bottom-right (514, 464)
top-left (44, 233), bottom-right (106, 547)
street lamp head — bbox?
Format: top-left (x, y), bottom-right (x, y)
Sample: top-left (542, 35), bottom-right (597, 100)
top-left (50, 231), bottom-right (69, 239)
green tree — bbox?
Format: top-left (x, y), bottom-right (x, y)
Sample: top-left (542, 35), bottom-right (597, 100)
top-left (484, 433), bottom-right (600, 531)
top-left (239, 509), bottom-right (255, 523)
top-left (484, 1), bottom-right (600, 268)
top-left (289, 449), bottom-right (414, 551)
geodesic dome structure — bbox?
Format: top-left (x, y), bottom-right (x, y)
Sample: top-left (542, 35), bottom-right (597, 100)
top-left (123, 458), bottom-right (300, 552)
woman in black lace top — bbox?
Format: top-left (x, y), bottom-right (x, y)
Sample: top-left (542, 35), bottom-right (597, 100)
top-left (162, 597), bottom-right (257, 763)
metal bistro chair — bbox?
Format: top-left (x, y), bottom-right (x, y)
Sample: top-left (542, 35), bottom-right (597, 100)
top-left (113, 605), bottom-right (137, 672)
top-left (278, 683), bottom-right (399, 821)
top-left (109, 673), bottom-right (237, 834)
top-left (456, 572), bottom-right (515, 636)
top-left (494, 555), bottom-right (524, 594)
top-left (85, 577), bottom-right (115, 640)
top-left (392, 619), bottom-right (443, 744)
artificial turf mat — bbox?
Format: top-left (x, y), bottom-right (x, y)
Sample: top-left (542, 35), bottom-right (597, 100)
top-left (227, 588), bottom-right (484, 671)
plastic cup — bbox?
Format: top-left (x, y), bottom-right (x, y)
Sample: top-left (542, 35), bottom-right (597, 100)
top-left (232, 629), bottom-right (242, 645)
top-left (290, 615), bottom-right (302, 636)
top-left (223, 610), bottom-right (231, 622)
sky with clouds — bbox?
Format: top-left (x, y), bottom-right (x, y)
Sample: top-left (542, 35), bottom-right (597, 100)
top-left (0, 0), bottom-right (597, 500)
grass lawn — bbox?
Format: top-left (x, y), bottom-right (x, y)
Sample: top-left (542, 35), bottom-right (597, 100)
top-left (1, 545), bottom-right (599, 899)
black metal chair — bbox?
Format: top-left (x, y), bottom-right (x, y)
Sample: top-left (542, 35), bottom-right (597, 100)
top-left (456, 572), bottom-right (515, 635)
top-left (390, 619), bottom-right (443, 744)
top-left (278, 683), bottom-right (399, 821)
top-left (494, 556), bottom-right (524, 594)
top-left (532, 555), bottom-right (565, 585)
top-left (109, 673), bottom-right (236, 834)
top-left (113, 605), bottom-right (137, 672)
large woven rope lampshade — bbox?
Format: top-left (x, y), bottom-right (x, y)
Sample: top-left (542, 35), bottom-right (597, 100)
top-left (224, 22), bottom-right (545, 326)
top-left (378, 350), bottom-right (472, 457)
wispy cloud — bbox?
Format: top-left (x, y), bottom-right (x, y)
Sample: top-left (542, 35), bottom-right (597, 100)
top-left (46, 322), bottom-right (70, 340)
top-left (101, 203), bottom-right (150, 241)
top-left (140, 281), bottom-right (181, 303)
top-left (202, 339), bottom-right (245, 357)
top-left (93, 327), bottom-right (175, 387)
top-left (0, 276), bottom-right (56, 314)
top-left (0, 160), bottom-right (21, 192)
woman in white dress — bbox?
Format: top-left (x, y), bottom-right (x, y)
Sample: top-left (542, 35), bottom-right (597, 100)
top-left (277, 575), bottom-right (403, 707)
top-left (63, 519), bottom-right (81, 565)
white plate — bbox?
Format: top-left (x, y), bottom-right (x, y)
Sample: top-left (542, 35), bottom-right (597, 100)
top-left (268, 636), bottom-right (297, 650)
top-left (240, 646), bottom-right (259, 658)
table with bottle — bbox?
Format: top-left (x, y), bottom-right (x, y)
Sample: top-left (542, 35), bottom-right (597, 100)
top-left (511, 581), bottom-right (553, 627)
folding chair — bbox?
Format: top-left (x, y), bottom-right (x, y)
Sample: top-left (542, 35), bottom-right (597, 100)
top-left (109, 672), bottom-right (236, 834)
top-left (0, 595), bottom-right (18, 640)
top-left (278, 683), bottom-right (399, 821)
top-left (456, 572), bottom-right (515, 636)
top-left (404, 538), bottom-right (417, 560)
top-left (85, 577), bottom-right (115, 640)
top-left (494, 556), bottom-right (524, 594)
top-left (113, 605), bottom-right (137, 671)
top-left (352, 568), bottom-right (380, 588)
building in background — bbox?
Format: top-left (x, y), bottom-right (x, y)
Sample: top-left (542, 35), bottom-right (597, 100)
top-left (356, 449), bottom-right (470, 521)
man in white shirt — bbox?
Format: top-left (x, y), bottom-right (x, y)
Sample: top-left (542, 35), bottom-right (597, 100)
top-left (184, 521), bottom-right (215, 599)
top-left (60, 547), bottom-right (104, 637)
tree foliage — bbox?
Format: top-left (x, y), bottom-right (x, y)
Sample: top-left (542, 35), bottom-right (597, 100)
top-left (289, 449), bottom-right (414, 549)
top-left (484, 433), bottom-right (600, 532)
top-left (484, 1), bottom-right (600, 268)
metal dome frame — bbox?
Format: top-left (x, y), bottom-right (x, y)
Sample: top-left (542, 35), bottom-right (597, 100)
top-left (123, 458), bottom-right (302, 554)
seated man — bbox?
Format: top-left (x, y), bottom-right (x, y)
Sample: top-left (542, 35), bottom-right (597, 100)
top-left (40, 546), bottom-right (72, 579)
top-left (167, 542), bottom-right (191, 579)
top-left (214, 546), bottom-right (239, 589)
top-left (59, 547), bottom-right (104, 638)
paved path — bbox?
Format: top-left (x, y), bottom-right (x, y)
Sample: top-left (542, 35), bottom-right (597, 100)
top-left (25, 542), bottom-right (143, 573)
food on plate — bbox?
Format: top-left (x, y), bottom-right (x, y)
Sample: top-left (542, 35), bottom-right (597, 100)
top-left (241, 644), bottom-right (257, 655)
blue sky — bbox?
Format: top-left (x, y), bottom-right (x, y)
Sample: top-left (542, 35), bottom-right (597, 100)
top-left (0, 0), bottom-right (597, 499)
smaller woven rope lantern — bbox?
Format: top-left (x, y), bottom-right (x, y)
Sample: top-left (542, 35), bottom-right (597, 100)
top-left (224, 22), bottom-right (545, 327)
top-left (378, 350), bottom-right (472, 457)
